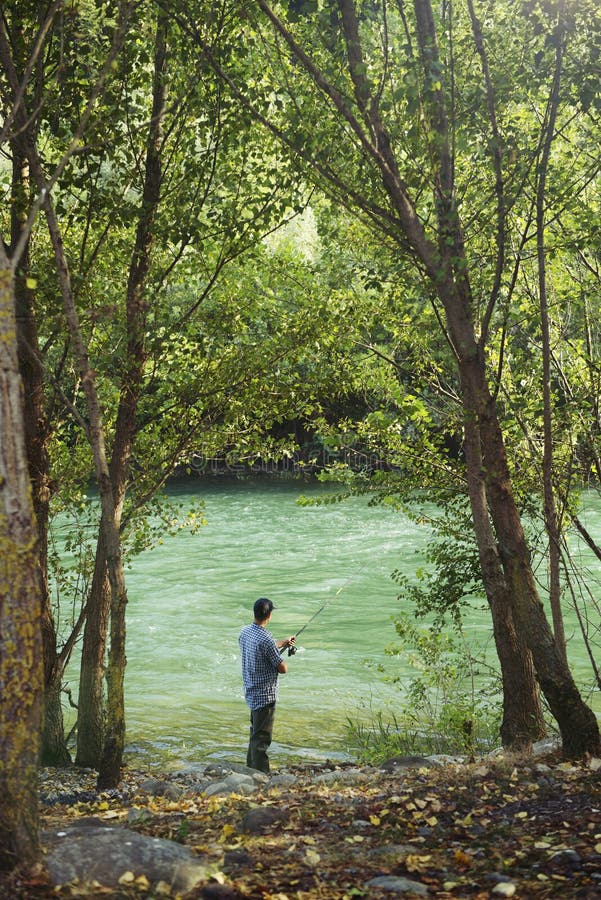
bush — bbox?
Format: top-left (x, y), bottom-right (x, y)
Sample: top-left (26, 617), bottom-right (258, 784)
top-left (346, 615), bottom-right (501, 763)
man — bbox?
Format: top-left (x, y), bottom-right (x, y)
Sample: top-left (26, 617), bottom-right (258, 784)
top-left (239, 597), bottom-right (296, 773)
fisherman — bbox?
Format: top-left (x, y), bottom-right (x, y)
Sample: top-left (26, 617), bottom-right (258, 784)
top-left (239, 597), bottom-right (296, 773)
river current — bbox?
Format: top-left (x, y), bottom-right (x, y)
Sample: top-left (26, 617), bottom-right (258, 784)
top-left (61, 477), bottom-right (601, 768)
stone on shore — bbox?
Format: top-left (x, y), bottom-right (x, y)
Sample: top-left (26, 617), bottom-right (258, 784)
top-left (44, 821), bottom-right (213, 892)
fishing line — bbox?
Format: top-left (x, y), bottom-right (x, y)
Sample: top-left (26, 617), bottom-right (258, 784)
top-left (283, 568), bottom-right (366, 656)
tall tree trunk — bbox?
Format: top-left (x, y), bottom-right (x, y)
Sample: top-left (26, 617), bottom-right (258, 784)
top-left (11, 147), bottom-right (71, 766)
top-left (96, 10), bottom-right (167, 789)
top-left (463, 415), bottom-right (545, 749)
top-left (411, 0), bottom-right (599, 757)
top-left (536, 0), bottom-right (567, 664)
top-left (0, 260), bottom-right (44, 870)
top-left (464, 351), bottom-right (600, 756)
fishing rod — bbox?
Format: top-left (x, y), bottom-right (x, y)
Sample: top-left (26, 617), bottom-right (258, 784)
top-left (282, 578), bottom-right (350, 656)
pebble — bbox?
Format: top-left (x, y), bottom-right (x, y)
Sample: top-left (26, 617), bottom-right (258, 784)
top-left (491, 883), bottom-right (516, 897)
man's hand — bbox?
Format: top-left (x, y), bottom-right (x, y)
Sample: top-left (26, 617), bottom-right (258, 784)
top-left (278, 635), bottom-right (296, 650)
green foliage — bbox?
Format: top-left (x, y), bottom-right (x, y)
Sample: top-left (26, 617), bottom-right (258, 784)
top-left (347, 615), bottom-right (501, 763)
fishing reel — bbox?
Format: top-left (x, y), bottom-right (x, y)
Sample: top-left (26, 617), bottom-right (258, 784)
top-left (287, 644), bottom-right (297, 656)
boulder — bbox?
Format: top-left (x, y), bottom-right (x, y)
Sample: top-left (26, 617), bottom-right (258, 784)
top-left (240, 806), bottom-right (288, 834)
top-left (44, 821), bottom-right (211, 892)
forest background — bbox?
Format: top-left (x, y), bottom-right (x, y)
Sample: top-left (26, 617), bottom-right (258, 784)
top-left (1, 0), bottom-right (601, 876)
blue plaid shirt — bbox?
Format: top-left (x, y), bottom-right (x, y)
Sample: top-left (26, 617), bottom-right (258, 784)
top-left (239, 623), bottom-right (282, 710)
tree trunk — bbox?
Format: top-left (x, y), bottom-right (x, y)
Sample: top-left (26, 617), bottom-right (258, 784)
top-left (95, 12), bottom-right (167, 789)
top-left (75, 546), bottom-right (110, 767)
top-left (410, 0), bottom-right (599, 757)
top-left (463, 414), bottom-right (545, 749)
top-left (11, 147), bottom-right (71, 767)
top-left (465, 353), bottom-right (600, 756)
top-left (536, 3), bottom-right (567, 664)
top-left (0, 262), bottom-right (44, 870)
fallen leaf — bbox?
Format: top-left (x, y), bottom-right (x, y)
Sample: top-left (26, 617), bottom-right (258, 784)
top-left (304, 849), bottom-right (321, 866)
top-left (405, 853), bottom-right (432, 873)
top-left (453, 849), bottom-right (472, 868)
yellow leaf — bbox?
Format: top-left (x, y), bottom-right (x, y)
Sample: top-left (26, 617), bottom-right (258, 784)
top-left (453, 849), bottom-right (472, 868)
top-left (516, 811), bottom-right (529, 819)
top-left (370, 815), bottom-right (381, 826)
top-left (305, 849), bottom-right (321, 866)
top-left (118, 871), bottom-right (135, 885)
top-left (220, 823), bottom-right (236, 842)
top-left (405, 854), bottom-right (431, 873)
top-left (135, 875), bottom-right (151, 889)
top-left (96, 801), bottom-right (110, 811)
top-left (535, 841), bottom-right (551, 849)
top-left (595, 843), bottom-right (601, 854)
top-left (426, 816), bottom-right (438, 827)
top-left (26, 277), bottom-right (37, 289)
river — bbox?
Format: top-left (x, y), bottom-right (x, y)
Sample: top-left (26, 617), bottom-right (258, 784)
top-left (61, 477), bottom-right (601, 768)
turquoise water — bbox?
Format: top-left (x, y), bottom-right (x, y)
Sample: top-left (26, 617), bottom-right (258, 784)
top-left (62, 478), bottom-right (601, 767)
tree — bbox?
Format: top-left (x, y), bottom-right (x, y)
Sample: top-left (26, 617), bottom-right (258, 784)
top-left (187, 0), bottom-right (600, 754)
top-left (0, 249), bottom-right (44, 869)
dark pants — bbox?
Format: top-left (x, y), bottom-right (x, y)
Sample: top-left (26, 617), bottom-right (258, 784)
top-left (247, 702), bottom-right (276, 773)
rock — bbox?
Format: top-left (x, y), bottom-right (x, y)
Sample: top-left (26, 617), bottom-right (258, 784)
top-left (315, 767), bottom-right (365, 783)
top-left (532, 737), bottom-right (561, 756)
top-left (269, 773), bottom-right (298, 787)
top-left (551, 849), bottom-right (582, 865)
top-left (223, 849), bottom-right (253, 872)
top-left (205, 773), bottom-right (258, 797)
top-left (491, 883), bottom-right (516, 897)
top-left (379, 756), bottom-right (431, 772)
top-left (200, 884), bottom-right (243, 899)
top-left (425, 754), bottom-right (463, 767)
top-left (127, 807), bottom-right (153, 825)
top-left (240, 806), bottom-right (288, 834)
top-left (137, 778), bottom-right (183, 801)
top-left (365, 874), bottom-right (428, 895)
top-left (44, 822), bottom-right (211, 892)
top-left (367, 844), bottom-right (424, 860)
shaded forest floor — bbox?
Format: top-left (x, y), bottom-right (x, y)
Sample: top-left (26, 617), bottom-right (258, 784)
top-left (2, 750), bottom-right (601, 899)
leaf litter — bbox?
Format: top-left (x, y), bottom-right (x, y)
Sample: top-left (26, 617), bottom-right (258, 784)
top-left (2, 750), bottom-right (601, 899)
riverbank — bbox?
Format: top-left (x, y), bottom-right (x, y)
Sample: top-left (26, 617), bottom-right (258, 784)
top-left (3, 745), bottom-right (601, 899)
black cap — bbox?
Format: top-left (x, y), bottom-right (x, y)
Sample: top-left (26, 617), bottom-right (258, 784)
top-left (253, 597), bottom-right (275, 620)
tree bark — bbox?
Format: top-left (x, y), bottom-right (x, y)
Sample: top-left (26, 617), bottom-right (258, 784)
top-left (75, 547), bottom-right (110, 767)
top-left (0, 261), bottom-right (44, 870)
top-left (463, 351), bottom-right (600, 756)
top-left (95, 11), bottom-right (167, 788)
top-left (536, 1), bottom-right (567, 664)
top-left (463, 414), bottom-right (545, 749)
top-left (11, 146), bottom-right (71, 766)
top-left (411, 0), bottom-right (599, 757)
